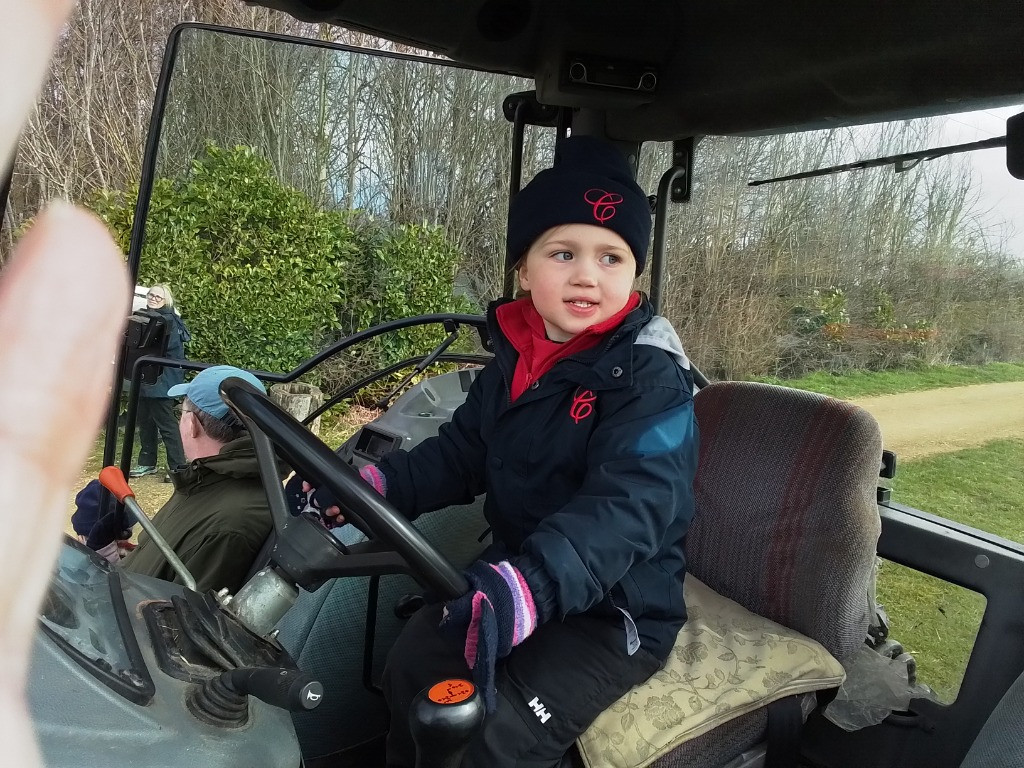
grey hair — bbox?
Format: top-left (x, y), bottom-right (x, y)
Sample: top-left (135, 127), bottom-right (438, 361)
top-left (184, 397), bottom-right (246, 444)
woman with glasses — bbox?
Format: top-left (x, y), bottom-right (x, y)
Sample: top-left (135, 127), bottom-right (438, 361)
top-left (130, 283), bottom-right (191, 477)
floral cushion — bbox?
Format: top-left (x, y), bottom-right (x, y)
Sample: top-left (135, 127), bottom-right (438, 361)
top-left (576, 575), bottom-right (846, 768)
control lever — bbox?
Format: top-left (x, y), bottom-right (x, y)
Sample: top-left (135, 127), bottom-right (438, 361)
top-left (410, 679), bottom-right (485, 768)
top-left (99, 465), bottom-right (197, 591)
top-left (188, 666), bottom-right (323, 728)
top-left (225, 666), bottom-right (323, 711)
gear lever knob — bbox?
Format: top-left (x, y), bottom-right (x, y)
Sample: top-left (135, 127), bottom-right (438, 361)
top-left (410, 679), bottom-right (485, 768)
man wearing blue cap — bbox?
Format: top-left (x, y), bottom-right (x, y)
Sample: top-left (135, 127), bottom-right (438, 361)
top-left (89, 365), bottom-right (277, 594)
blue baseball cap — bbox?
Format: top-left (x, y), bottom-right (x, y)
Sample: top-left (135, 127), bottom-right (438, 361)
top-left (167, 365), bottom-right (266, 420)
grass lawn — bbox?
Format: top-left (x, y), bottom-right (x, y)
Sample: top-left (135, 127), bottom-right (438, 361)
top-left (753, 362), bottom-right (1024, 399)
top-left (876, 438), bottom-right (1024, 702)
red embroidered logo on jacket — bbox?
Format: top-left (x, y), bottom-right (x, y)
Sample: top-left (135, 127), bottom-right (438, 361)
top-left (570, 388), bottom-right (597, 423)
top-left (584, 189), bottom-right (622, 223)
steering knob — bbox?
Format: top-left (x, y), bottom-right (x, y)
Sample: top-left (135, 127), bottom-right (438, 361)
top-left (409, 679), bottom-right (485, 768)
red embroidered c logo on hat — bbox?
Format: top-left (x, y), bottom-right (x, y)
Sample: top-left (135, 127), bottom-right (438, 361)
top-left (584, 188), bottom-right (623, 223)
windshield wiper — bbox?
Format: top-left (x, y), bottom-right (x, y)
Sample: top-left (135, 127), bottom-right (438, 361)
top-left (748, 136), bottom-right (1007, 186)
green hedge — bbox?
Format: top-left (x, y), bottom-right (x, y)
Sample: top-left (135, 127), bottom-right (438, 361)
top-left (92, 145), bottom-right (472, 380)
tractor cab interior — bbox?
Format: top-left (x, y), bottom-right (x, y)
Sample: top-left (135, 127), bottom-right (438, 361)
top-left (26, 4), bottom-right (1024, 768)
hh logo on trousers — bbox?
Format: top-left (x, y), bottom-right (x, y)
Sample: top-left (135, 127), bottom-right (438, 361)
top-left (529, 696), bottom-right (552, 724)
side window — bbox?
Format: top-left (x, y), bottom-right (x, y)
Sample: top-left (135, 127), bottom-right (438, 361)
top-left (877, 437), bottom-right (1022, 701)
top-left (646, 112), bottom-right (1021, 702)
top-left (875, 560), bottom-right (986, 702)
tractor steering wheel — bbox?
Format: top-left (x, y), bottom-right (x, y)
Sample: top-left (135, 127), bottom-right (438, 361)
top-left (218, 376), bottom-right (469, 599)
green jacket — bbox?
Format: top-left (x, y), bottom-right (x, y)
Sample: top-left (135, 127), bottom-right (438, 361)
top-left (123, 437), bottom-right (272, 594)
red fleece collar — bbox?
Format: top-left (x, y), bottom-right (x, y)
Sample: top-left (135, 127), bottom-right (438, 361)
top-left (496, 292), bottom-right (641, 401)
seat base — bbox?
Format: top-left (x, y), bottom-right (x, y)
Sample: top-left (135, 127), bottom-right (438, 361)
top-left (577, 576), bottom-right (844, 768)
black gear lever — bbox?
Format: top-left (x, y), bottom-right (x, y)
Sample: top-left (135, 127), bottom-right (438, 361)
top-left (410, 679), bottom-right (485, 768)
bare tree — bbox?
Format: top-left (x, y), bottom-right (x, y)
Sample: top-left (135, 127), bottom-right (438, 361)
top-left (5, 2), bottom-right (1019, 376)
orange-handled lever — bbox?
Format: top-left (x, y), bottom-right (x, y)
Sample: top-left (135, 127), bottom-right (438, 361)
top-left (99, 466), bottom-right (197, 591)
top-left (99, 465), bottom-right (134, 503)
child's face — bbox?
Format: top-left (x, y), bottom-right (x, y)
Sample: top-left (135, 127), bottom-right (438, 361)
top-left (518, 223), bottom-right (636, 342)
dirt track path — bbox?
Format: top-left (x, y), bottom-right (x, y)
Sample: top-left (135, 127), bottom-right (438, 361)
top-left (850, 381), bottom-right (1024, 461)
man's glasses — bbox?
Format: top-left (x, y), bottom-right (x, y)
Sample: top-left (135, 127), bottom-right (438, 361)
top-left (173, 404), bottom-right (191, 419)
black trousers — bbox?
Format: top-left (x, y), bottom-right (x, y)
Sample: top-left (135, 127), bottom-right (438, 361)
top-left (382, 602), bottom-right (663, 768)
top-left (137, 397), bottom-right (186, 470)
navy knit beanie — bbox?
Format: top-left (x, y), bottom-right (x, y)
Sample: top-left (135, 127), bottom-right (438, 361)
top-left (71, 479), bottom-right (117, 538)
top-left (507, 136), bottom-right (652, 275)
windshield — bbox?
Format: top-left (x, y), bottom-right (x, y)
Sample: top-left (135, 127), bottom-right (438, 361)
top-left (98, 25), bottom-right (1023, 707)
top-left (640, 119), bottom-right (1023, 383)
top-left (96, 28), bottom-right (552, 378)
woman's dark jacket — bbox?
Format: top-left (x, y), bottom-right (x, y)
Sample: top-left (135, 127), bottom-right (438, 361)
top-left (379, 297), bottom-right (698, 659)
top-left (139, 306), bottom-right (189, 398)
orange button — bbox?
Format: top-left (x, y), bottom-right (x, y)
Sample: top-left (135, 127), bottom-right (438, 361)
top-left (427, 679), bottom-right (475, 704)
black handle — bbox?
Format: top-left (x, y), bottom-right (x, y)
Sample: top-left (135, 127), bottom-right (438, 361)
top-left (410, 680), bottom-right (485, 768)
top-left (226, 666), bottom-right (323, 712)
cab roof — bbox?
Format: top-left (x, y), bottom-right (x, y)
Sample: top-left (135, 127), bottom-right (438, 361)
top-left (246, 0), bottom-right (1024, 140)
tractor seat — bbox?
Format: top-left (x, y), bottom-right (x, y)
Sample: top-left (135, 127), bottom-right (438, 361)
top-left (960, 666), bottom-right (1024, 768)
top-left (579, 382), bottom-right (883, 768)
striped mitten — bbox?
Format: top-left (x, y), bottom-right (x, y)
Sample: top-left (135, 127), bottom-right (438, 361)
top-left (358, 464), bottom-right (387, 495)
top-left (441, 559), bottom-right (537, 712)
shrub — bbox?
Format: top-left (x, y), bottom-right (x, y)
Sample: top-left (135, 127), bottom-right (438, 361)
top-left (780, 286), bottom-right (942, 374)
top-left (323, 216), bottom-right (479, 398)
top-left (92, 145), bottom-right (472, 387)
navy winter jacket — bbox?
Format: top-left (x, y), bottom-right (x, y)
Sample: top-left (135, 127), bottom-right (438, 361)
top-left (379, 296), bottom-right (698, 659)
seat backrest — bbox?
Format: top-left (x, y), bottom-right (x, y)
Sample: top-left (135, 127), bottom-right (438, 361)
top-left (961, 667), bottom-right (1024, 768)
top-left (684, 381), bottom-right (882, 661)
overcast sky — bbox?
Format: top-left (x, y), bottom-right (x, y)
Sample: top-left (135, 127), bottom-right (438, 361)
top-left (936, 106), bottom-right (1023, 259)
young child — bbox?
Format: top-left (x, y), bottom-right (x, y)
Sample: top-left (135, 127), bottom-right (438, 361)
top-left (337, 136), bottom-right (698, 767)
